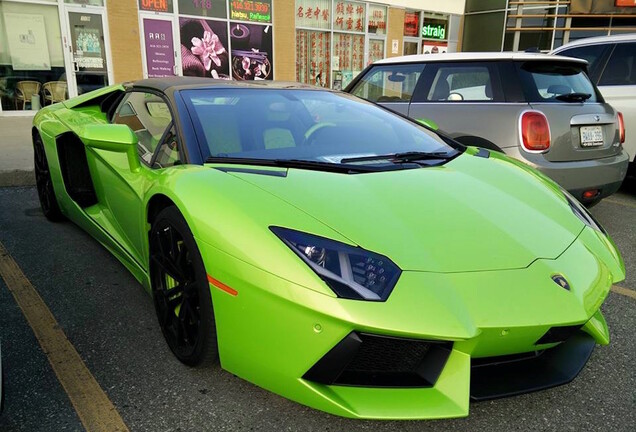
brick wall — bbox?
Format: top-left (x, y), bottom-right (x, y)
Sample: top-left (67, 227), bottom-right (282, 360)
top-left (107, 0), bottom-right (143, 83)
top-left (273, 0), bottom-right (296, 81)
top-left (387, 7), bottom-right (405, 58)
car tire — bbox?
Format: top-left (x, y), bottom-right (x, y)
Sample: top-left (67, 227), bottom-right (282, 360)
top-left (149, 206), bottom-right (219, 367)
top-left (33, 132), bottom-right (64, 222)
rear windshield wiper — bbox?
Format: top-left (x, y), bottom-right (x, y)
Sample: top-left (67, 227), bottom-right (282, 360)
top-left (340, 151), bottom-right (456, 164)
top-left (205, 156), bottom-right (408, 174)
top-left (555, 92), bottom-right (591, 102)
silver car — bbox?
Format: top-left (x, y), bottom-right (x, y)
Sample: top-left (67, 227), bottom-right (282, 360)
top-left (551, 34), bottom-right (636, 177)
top-left (346, 52), bottom-right (629, 205)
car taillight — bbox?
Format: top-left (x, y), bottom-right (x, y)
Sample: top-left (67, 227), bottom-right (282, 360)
top-left (617, 112), bottom-right (625, 145)
top-left (520, 111), bottom-right (550, 152)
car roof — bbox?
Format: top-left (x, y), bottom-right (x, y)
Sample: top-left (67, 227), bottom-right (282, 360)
top-left (552, 33), bottom-right (636, 51)
top-left (373, 51), bottom-right (587, 65)
top-left (130, 77), bottom-right (323, 92)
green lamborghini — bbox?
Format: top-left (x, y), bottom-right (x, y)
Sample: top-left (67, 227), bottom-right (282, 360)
top-left (32, 78), bottom-right (625, 419)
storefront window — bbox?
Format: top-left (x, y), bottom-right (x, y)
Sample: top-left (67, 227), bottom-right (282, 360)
top-left (422, 13), bottom-right (449, 54)
top-left (368, 39), bottom-right (385, 64)
top-left (296, 29), bottom-right (330, 87)
top-left (296, 1), bottom-right (386, 88)
top-left (404, 11), bottom-right (420, 37)
top-left (368, 4), bottom-right (386, 35)
top-left (0, 1), bottom-right (66, 111)
top-left (332, 32), bottom-right (363, 89)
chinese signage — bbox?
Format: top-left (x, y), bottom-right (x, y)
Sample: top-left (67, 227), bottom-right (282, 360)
top-left (333, 1), bottom-right (365, 32)
top-left (143, 19), bottom-right (175, 77)
top-left (422, 23), bottom-right (446, 40)
top-left (3, 13), bottom-right (51, 71)
top-left (139, 0), bottom-right (173, 13)
top-left (368, 39), bottom-right (384, 64)
top-left (404, 11), bottom-right (420, 37)
top-left (178, 0), bottom-right (226, 19)
top-left (230, 1), bottom-right (272, 23)
top-left (296, 0), bottom-right (331, 30)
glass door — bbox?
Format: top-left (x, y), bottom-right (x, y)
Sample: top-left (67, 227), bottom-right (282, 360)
top-left (64, 8), bottom-right (111, 96)
top-left (403, 39), bottom-right (420, 56)
top-left (140, 14), bottom-right (180, 78)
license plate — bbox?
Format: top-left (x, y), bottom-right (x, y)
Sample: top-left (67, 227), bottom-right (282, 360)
top-left (580, 126), bottom-right (604, 147)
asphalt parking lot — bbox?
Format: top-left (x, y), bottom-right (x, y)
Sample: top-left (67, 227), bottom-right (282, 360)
top-left (0, 184), bottom-right (634, 432)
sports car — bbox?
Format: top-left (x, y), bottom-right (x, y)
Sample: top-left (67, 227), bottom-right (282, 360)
top-left (32, 78), bottom-right (625, 419)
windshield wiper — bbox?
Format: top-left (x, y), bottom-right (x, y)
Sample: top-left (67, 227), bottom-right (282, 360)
top-left (340, 151), bottom-right (456, 164)
top-left (555, 92), bottom-right (591, 102)
top-left (205, 156), bottom-right (407, 174)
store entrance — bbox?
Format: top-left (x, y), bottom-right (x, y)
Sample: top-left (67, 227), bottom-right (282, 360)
top-left (64, 8), bottom-right (111, 96)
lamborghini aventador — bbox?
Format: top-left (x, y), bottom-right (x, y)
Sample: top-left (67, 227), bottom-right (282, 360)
top-left (32, 78), bottom-right (625, 419)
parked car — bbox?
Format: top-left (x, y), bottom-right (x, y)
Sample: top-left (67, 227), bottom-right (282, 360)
top-left (345, 52), bottom-right (629, 205)
top-left (551, 34), bottom-right (636, 176)
top-left (33, 78), bottom-right (625, 419)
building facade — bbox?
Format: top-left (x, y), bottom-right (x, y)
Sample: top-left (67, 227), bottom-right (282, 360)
top-left (463, 0), bottom-right (636, 52)
top-left (0, 0), bottom-right (463, 115)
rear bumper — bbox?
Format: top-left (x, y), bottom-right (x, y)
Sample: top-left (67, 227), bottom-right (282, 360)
top-left (507, 148), bottom-right (629, 202)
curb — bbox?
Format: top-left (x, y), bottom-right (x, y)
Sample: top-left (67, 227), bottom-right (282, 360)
top-left (0, 170), bottom-right (35, 187)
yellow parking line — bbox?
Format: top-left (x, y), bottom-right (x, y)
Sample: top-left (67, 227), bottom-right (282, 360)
top-left (611, 285), bottom-right (636, 300)
top-left (0, 242), bottom-right (129, 432)
top-left (604, 198), bottom-right (636, 210)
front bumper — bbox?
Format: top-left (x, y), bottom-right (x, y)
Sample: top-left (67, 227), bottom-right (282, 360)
top-left (506, 147), bottom-right (629, 203)
top-left (197, 226), bottom-right (622, 419)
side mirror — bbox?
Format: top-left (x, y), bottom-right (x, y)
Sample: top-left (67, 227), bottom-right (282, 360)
top-left (80, 124), bottom-right (140, 172)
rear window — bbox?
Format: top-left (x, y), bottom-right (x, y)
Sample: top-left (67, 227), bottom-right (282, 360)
top-left (516, 61), bottom-right (600, 103)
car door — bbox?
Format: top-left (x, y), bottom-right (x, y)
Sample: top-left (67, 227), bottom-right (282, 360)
top-left (87, 90), bottom-right (182, 268)
top-left (407, 61), bottom-right (524, 150)
top-left (347, 63), bottom-right (424, 116)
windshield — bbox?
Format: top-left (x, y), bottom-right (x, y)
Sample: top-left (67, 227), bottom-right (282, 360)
top-left (516, 61), bottom-right (600, 103)
top-left (182, 89), bottom-right (456, 165)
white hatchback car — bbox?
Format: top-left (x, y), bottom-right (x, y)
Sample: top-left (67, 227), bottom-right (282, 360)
top-left (552, 34), bottom-right (636, 176)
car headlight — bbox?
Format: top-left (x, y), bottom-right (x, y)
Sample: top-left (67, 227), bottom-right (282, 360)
top-left (271, 227), bottom-right (401, 301)
top-left (562, 188), bottom-right (606, 234)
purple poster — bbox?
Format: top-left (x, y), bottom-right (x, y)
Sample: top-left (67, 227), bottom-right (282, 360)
top-left (143, 19), bottom-right (175, 78)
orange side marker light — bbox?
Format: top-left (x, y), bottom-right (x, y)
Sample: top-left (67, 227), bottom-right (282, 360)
top-left (207, 274), bottom-right (238, 296)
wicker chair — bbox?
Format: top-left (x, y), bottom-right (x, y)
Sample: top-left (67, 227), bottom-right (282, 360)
top-left (42, 81), bottom-right (68, 105)
top-left (15, 81), bottom-right (41, 110)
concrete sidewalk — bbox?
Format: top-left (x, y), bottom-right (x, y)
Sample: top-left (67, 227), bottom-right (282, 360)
top-left (0, 115), bottom-right (36, 187)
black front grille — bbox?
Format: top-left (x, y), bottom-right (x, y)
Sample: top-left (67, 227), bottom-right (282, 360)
top-left (535, 325), bottom-right (582, 345)
top-left (303, 332), bottom-right (452, 388)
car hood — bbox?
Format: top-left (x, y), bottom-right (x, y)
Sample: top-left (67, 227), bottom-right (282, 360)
top-left (220, 153), bottom-right (584, 273)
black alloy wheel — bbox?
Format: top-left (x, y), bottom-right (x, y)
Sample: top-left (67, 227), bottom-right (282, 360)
top-left (33, 132), bottom-right (64, 221)
top-left (150, 206), bottom-right (218, 367)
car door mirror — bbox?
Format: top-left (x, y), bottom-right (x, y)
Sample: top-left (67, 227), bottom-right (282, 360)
top-left (80, 124), bottom-right (140, 172)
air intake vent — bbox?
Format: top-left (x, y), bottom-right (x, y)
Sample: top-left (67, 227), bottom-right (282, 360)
top-left (535, 325), bottom-right (582, 345)
top-left (303, 332), bottom-right (452, 387)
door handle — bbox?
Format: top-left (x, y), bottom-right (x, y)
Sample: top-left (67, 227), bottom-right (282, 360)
top-left (73, 60), bottom-right (80, 72)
